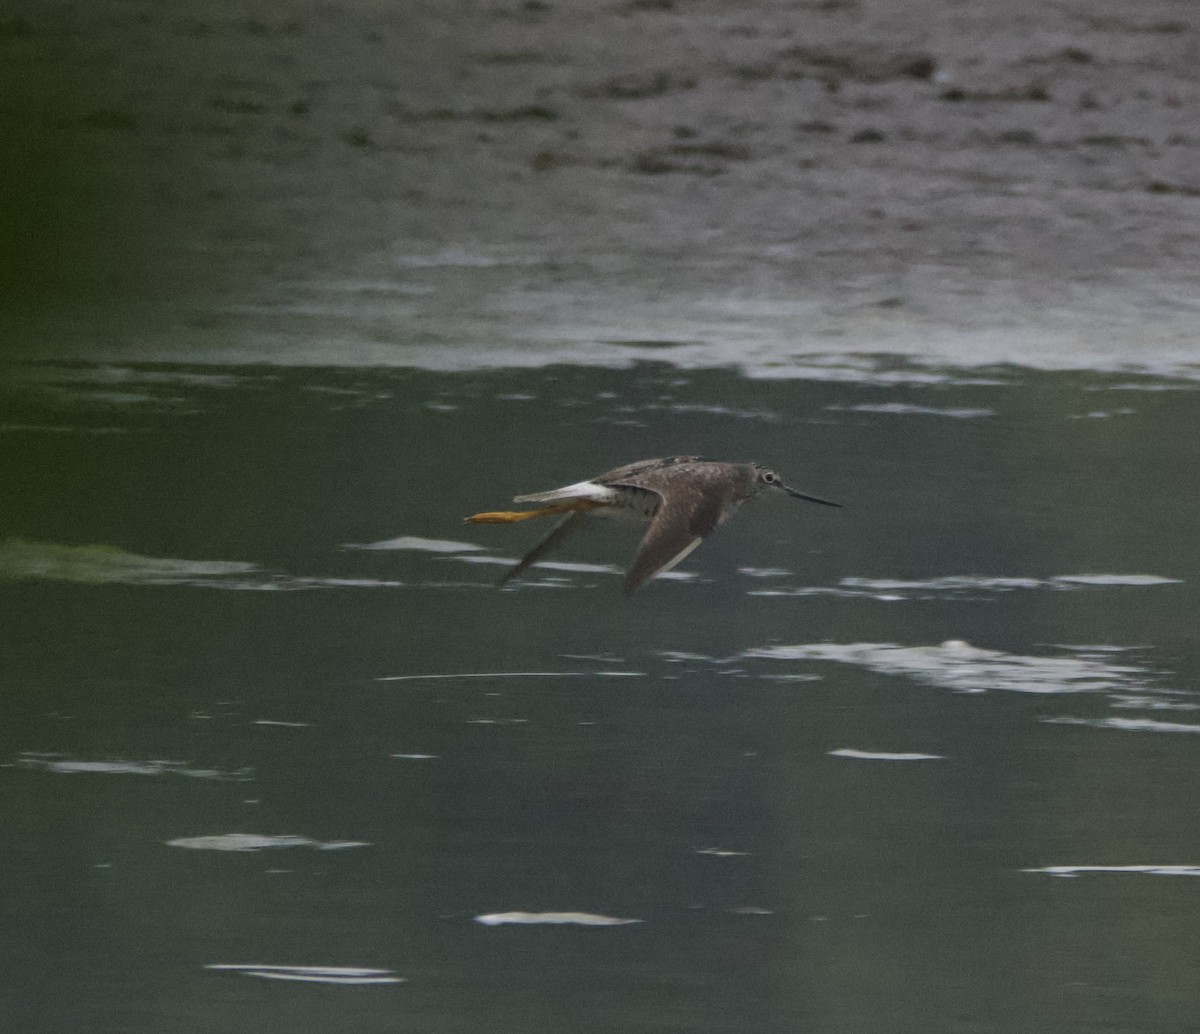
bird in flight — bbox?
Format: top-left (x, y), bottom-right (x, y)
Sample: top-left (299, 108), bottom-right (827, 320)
top-left (464, 456), bottom-right (839, 592)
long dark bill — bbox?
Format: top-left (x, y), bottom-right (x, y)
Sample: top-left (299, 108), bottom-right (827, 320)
top-left (782, 484), bottom-right (841, 507)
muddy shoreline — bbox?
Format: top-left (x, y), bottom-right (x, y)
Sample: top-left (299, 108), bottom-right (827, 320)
top-left (2, 0), bottom-right (1199, 371)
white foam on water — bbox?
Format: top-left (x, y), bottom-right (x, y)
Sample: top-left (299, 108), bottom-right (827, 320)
top-left (253, 720), bottom-right (312, 728)
top-left (744, 640), bottom-right (1150, 695)
top-left (391, 753), bottom-right (439, 759)
top-left (829, 748), bottom-right (944, 761)
top-left (206, 964), bottom-right (404, 985)
top-left (1023, 865), bottom-right (1200, 878)
top-left (474, 911), bottom-right (642, 926)
top-left (694, 847), bottom-right (750, 857)
top-left (166, 834), bottom-right (371, 852)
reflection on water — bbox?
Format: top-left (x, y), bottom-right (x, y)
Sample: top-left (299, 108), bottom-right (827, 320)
top-left (17, 754), bottom-right (251, 781)
top-left (0, 538), bottom-right (406, 590)
top-left (1042, 716), bottom-right (1200, 736)
top-left (2, 359), bottom-right (1200, 1033)
top-left (828, 748), bottom-right (944, 761)
top-left (1024, 866), bottom-right (1200, 879)
top-left (0, 538), bottom-right (262, 586)
top-left (206, 964), bottom-right (405, 985)
top-left (744, 640), bottom-right (1153, 695)
top-left (166, 835), bottom-right (371, 853)
top-left (344, 535), bottom-right (484, 553)
top-left (474, 912), bottom-right (642, 927)
top-left (748, 573), bottom-right (1182, 599)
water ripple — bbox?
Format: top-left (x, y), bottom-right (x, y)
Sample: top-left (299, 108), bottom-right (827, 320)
top-left (1024, 865), bottom-right (1200, 878)
top-left (744, 640), bottom-right (1151, 695)
top-left (0, 539), bottom-right (402, 590)
top-left (167, 834), bottom-right (370, 852)
top-left (206, 964), bottom-right (404, 985)
top-left (827, 403), bottom-right (995, 418)
top-left (342, 535), bottom-right (483, 553)
top-left (748, 573), bottom-right (1181, 599)
top-left (1042, 716), bottom-right (1200, 735)
top-left (829, 748), bottom-right (944, 761)
top-left (17, 754), bottom-right (250, 780)
top-left (474, 911), bottom-right (642, 927)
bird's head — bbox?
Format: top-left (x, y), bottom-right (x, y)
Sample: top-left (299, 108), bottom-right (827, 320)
top-left (750, 464), bottom-right (841, 507)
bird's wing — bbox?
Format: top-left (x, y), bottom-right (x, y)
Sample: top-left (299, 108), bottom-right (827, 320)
top-left (498, 511), bottom-right (590, 587)
top-left (622, 472), bottom-right (729, 593)
top-left (593, 456), bottom-right (701, 486)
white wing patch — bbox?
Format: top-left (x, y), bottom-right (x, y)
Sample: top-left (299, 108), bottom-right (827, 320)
top-left (654, 536), bottom-right (703, 577)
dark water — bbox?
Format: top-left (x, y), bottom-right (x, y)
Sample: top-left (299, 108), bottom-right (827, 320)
top-left (2, 359), bottom-right (1199, 1033)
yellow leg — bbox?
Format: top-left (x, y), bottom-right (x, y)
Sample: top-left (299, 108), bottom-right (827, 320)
top-left (464, 500), bottom-right (600, 524)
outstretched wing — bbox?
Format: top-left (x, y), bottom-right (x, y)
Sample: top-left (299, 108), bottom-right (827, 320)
top-left (498, 511), bottom-right (590, 587)
top-left (623, 480), bottom-right (727, 593)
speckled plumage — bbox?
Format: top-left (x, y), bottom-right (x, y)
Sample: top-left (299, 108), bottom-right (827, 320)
top-left (490, 456), bottom-right (839, 593)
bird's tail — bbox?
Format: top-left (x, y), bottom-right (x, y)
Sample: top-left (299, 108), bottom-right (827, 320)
top-left (513, 481), bottom-right (615, 505)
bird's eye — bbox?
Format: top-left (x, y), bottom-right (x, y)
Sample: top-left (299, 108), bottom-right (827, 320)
top-left (763, 472), bottom-right (776, 483)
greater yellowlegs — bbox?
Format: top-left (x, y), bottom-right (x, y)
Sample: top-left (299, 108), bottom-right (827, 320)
top-left (465, 456), bottom-right (839, 592)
